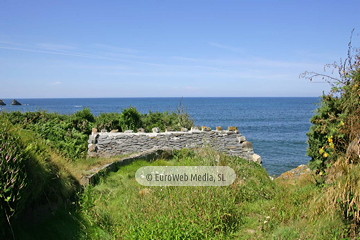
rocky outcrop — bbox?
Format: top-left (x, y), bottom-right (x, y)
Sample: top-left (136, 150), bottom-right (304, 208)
top-left (11, 99), bottom-right (22, 105)
top-left (276, 165), bottom-right (311, 181)
top-left (0, 100), bottom-right (5, 106)
top-left (346, 135), bottom-right (360, 161)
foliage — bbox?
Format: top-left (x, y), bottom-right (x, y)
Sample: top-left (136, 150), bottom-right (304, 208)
top-left (0, 122), bottom-right (29, 237)
top-left (141, 100), bottom-right (194, 132)
top-left (80, 149), bottom-right (275, 239)
top-left (174, 98), bottom-right (194, 130)
top-left (141, 110), bottom-right (179, 132)
top-left (119, 107), bottom-right (142, 131)
top-left (94, 112), bottom-right (121, 132)
top-left (0, 109), bottom-right (94, 160)
top-left (0, 121), bottom-right (79, 238)
top-left (306, 95), bottom-right (344, 171)
top-left (0, 139), bottom-right (352, 239)
top-left (301, 30), bottom-right (360, 234)
top-left (301, 31), bottom-right (360, 172)
top-left (0, 101), bottom-right (194, 160)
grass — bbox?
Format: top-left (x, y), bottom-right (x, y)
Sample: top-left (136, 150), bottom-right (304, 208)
top-left (78, 149), bottom-right (273, 239)
top-left (1, 124), bottom-right (355, 239)
top-left (76, 148), bottom-right (353, 239)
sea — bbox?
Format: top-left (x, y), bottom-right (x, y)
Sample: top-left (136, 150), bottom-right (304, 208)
top-left (0, 97), bottom-right (320, 176)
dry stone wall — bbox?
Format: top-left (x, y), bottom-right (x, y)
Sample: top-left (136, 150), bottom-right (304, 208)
top-left (88, 127), bottom-right (262, 164)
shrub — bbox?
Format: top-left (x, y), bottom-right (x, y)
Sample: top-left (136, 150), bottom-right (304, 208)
top-left (0, 123), bottom-right (29, 237)
top-left (301, 32), bottom-right (360, 172)
top-left (95, 112), bottom-right (122, 132)
top-left (301, 30), bottom-right (360, 234)
top-left (119, 107), bottom-right (142, 131)
top-left (0, 120), bottom-right (80, 238)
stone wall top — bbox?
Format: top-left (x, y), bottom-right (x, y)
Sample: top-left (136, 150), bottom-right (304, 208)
top-left (91, 126), bottom-right (241, 136)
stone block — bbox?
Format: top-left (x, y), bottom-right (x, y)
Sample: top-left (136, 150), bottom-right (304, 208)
top-left (201, 126), bottom-right (211, 131)
top-left (238, 136), bottom-right (246, 143)
top-left (88, 144), bottom-right (97, 152)
top-left (181, 127), bottom-right (188, 132)
top-left (216, 126), bottom-right (222, 131)
top-left (252, 154), bottom-right (262, 164)
top-left (137, 128), bottom-right (145, 133)
top-left (241, 141), bottom-right (253, 151)
top-left (152, 127), bottom-right (160, 133)
top-left (228, 126), bottom-right (238, 131)
top-left (191, 127), bottom-right (200, 131)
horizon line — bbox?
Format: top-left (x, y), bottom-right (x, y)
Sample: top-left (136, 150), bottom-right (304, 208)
top-left (0, 96), bottom-right (322, 100)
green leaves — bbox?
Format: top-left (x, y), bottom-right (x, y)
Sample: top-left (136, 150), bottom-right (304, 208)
top-left (0, 123), bottom-right (29, 231)
top-left (119, 107), bottom-right (142, 131)
top-left (0, 104), bottom-right (194, 161)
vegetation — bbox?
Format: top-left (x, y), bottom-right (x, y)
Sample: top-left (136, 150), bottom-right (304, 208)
top-left (0, 120), bottom-right (79, 238)
top-left (300, 30), bottom-right (360, 236)
top-left (0, 122), bottom-right (355, 239)
top-left (79, 148), bottom-right (276, 239)
top-left (0, 103), bottom-right (194, 161)
top-left (2, 38), bottom-right (360, 238)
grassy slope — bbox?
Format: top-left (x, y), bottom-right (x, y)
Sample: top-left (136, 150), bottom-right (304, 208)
top-left (2, 122), bottom-right (351, 239)
top-left (78, 149), bottom-right (349, 239)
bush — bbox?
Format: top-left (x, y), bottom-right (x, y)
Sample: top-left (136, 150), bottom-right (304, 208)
top-left (141, 101), bottom-right (194, 132)
top-left (0, 121), bottom-right (79, 238)
top-left (302, 31), bottom-right (360, 234)
top-left (302, 33), bottom-right (360, 172)
top-left (0, 103), bottom-right (194, 160)
top-left (95, 112), bottom-right (122, 132)
top-left (0, 123), bottom-right (29, 237)
top-left (119, 107), bottom-right (142, 131)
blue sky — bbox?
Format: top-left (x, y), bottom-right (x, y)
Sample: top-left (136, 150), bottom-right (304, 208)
top-left (1, 0), bottom-right (359, 98)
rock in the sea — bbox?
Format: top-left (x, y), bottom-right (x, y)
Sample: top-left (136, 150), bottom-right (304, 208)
top-left (11, 99), bottom-right (21, 105)
top-left (0, 100), bottom-right (6, 106)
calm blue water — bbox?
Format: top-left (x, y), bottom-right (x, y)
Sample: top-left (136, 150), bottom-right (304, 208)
top-left (0, 97), bottom-right (320, 176)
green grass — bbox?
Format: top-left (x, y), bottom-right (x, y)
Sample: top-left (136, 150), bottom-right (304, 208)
top-left (76, 148), bottom-right (352, 239)
top-left (0, 124), bottom-right (353, 239)
top-left (2, 105), bottom-right (359, 239)
top-left (79, 149), bottom-right (275, 239)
